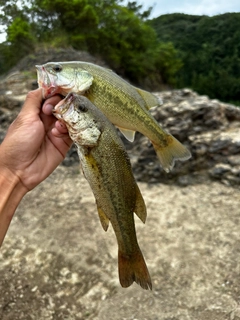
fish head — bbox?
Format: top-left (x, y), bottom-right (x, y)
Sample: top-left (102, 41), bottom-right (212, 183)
top-left (36, 62), bottom-right (93, 99)
top-left (53, 92), bottom-right (101, 146)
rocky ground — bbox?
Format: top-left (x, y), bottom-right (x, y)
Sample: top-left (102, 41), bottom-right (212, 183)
top-left (0, 165), bottom-right (240, 320)
top-left (0, 48), bottom-right (240, 319)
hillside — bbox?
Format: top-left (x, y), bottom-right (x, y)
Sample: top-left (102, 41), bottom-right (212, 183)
top-left (150, 13), bottom-right (240, 104)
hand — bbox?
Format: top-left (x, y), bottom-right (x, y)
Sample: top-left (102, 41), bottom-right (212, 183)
top-left (0, 88), bottom-right (72, 192)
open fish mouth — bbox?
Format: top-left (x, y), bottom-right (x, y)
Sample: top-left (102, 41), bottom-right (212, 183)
top-left (36, 65), bottom-right (64, 98)
top-left (53, 92), bottom-right (76, 118)
top-left (36, 64), bottom-right (75, 98)
top-left (36, 65), bottom-right (57, 98)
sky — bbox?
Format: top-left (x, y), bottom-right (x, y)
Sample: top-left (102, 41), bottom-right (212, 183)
top-left (141, 0), bottom-right (240, 18)
top-left (1, 0), bottom-right (240, 42)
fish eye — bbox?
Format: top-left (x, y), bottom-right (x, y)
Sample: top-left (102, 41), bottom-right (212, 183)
top-left (53, 64), bottom-right (62, 72)
top-left (78, 103), bottom-right (88, 113)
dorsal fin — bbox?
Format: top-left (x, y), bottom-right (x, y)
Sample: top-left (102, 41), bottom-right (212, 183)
top-left (134, 87), bottom-right (162, 110)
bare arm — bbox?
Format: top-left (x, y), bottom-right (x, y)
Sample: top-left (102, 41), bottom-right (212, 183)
top-left (0, 89), bottom-right (72, 246)
top-left (0, 167), bottom-right (26, 246)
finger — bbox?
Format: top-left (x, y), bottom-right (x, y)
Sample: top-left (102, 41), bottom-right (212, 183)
top-left (41, 96), bottom-right (68, 132)
top-left (42, 103), bottom-right (54, 116)
top-left (50, 129), bottom-right (73, 155)
top-left (42, 95), bottom-right (63, 115)
top-left (55, 120), bottom-right (68, 133)
top-left (40, 111), bottom-right (56, 132)
top-left (21, 88), bottom-right (43, 114)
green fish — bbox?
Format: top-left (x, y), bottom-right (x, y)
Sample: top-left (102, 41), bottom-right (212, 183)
top-left (36, 61), bottom-right (191, 172)
top-left (53, 92), bottom-right (152, 290)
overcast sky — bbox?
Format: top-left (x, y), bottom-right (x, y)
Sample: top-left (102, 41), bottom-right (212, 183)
top-left (141, 0), bottom-right (240, 18)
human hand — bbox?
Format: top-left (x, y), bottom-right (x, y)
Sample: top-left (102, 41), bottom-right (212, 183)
top-left (0, 88), bottom-right (72, 192)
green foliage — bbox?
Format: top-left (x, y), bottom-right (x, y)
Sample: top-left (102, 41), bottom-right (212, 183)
top-left (7, 17), bottom-right (34, 44)
top-left (2, 1), bottom-right (239, 104)
top-left (154, 42), bottom-right (183, 86)
top-left (0, 0), bottom-right (182, 90)
top-left (150, 13), bottom-right (240, 104)
top-left (0, 0), bottom-right (36, 71)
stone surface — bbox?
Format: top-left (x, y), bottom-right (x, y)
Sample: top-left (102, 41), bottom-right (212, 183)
top-left (126, 89), bottom-right (240, 186)
top-left (0, 165), bottom-right (240, 320)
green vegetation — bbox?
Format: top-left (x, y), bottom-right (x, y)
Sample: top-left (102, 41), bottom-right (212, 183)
top-left (0, 0), bottom-right (181, 88)
top-left (0, 2), bottom-right (239, 104)
top-left (150, 13), bottom-right (240, 104)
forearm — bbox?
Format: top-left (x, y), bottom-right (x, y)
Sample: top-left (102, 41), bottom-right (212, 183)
top-left (0, 167), bottom-right (27, 247)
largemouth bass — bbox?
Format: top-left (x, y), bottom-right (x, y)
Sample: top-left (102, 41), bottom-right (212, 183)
top-left (36, 61), bottom-right (191, 172)
top-left (53, 92), bottom-right (152, 290)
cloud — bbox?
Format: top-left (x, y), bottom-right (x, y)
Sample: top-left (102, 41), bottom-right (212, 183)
top-left (148, 0), bottom-right (240, 17)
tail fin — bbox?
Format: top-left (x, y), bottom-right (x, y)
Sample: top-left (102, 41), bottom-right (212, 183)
top-left (152, 135), bottom-right (191, 173)
top-left (118, 248), bottom-right (152, 290)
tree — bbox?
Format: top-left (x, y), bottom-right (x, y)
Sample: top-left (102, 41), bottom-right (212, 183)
top-left (151, 13), bottom-right (240, 104)
top-left (154, 42), bottom-right (183, 86)
top-left (0, 0), bottom-right (182, 90)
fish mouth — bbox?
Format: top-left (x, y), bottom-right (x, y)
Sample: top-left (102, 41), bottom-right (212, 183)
top-left (36, 64), bottom-right (70, 99)
top-left (53, 92), bottom-right (76, 118)
top-left (36, 65), bottom-right (57, 98)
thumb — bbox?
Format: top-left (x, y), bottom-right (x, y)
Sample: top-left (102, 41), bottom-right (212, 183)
top-left (21, 88), bottom-right (43, 115)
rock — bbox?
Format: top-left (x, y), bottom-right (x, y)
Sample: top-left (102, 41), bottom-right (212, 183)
top-left (209, 163), bottom-right (232, 178)
top-left (126, 89), bottom-right (240, 186)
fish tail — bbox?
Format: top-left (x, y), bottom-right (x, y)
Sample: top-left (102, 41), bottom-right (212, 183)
top-left (118, 248), bottom-right (152, 290)
top-left (152, 135), bottom-right (191, 173)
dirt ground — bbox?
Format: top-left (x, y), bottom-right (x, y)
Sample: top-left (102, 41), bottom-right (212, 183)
top-left (0, 163), bottom-right (240, 320)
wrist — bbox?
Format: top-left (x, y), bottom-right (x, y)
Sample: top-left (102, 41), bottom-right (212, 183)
top-left (0, 163), bottom-right (28, 196)
top-left (0, 164), bottom-right (28, 247)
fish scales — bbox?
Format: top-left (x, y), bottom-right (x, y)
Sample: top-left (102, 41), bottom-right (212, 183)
top-left (53, 93), bottom-right (152, 290)
top-left (36, 61), bottom-right (191, 172)
top-left (78, 115), bottom-right (141, 254)
top-left (80, 146), bottom-right (137, 253)
top-left (84, 69), bottom-right (169, 144)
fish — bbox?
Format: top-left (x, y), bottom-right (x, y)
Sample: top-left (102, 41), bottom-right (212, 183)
top-left (53, 92), bottom-right (152, 290)
top-left (36, 61), bottom-right (191, 172)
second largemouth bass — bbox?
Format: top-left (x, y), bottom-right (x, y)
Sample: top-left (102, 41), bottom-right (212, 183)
top-left (36, 61), bottom-right (191, 172)
top-left (53, 93), bottom-right (152, 290)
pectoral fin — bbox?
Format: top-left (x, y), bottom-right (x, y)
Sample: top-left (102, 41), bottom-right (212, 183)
top-left (134, 184), bottom-right (147, 223)
top-left (97, 206), bottom-right (109, 231)
top-left (117, 127), bottom-right (136, 142)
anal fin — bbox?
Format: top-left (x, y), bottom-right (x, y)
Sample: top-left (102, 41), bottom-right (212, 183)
top-left (134, 184), bottom-right (147, 223)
